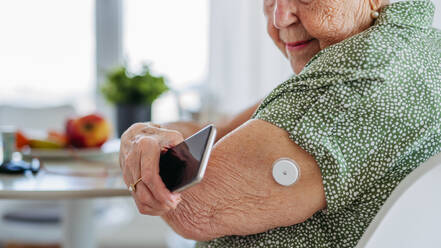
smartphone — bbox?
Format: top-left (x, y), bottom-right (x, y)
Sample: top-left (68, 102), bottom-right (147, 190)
top-left (159, 125), bottom-right (217, 192)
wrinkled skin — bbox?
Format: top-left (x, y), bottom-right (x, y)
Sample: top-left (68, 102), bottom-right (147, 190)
top-left (120, 0), bottom-right (389, 241)
top-left (120, 122), bottom-right (184, 216)
top-left (264, 0), bottom-right (386, 74)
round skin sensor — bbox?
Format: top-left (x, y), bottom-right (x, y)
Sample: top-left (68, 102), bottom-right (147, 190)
top-left (272, 158), bottom-right (300, 186)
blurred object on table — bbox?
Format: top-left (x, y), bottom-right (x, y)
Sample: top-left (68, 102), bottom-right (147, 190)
top-left (21, 139), bottom-right (120, 162)
top-left (0, 104), bottom-right (125, 248)
top-left (0, 126), bottom-right (40, 175)
top-left (9, 111), bottom-right (117, 163)
top-left (65, 113), bottom-right (111, 148)
top-left (13, 113), bottom-right (112, 152)
top-left (0, 104), bottom-right (76, 132)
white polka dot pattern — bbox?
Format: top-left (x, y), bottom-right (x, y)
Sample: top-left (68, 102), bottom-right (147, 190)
top-left (197, 1), bottom-right (441, 247)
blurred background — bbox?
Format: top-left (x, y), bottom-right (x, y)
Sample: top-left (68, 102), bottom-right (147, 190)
top-left (0, 0), bottom-right (294, 129)
top-left (0, 0), bottom-right (440, 247)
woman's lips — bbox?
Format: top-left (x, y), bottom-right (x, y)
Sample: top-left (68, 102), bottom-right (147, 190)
top-left (285, 39), bottom-right (314, 51)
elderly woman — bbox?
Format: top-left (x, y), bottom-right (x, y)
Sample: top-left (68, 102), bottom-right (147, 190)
top-left (120, 0), bottom-right (441, 247)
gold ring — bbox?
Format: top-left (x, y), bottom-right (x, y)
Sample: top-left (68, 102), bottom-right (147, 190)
top-left (128, 177), bottom-right (143, 192)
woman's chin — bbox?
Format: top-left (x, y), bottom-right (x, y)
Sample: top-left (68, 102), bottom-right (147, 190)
top-left (288, 50), bottom-right (321, 74)
top-left (289, 52), bottom-right (322, 74)
top-left (290, 59), bottom-right (311, 75)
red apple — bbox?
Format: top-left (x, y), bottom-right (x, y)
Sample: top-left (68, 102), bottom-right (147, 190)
top-left (66, 114), bottom-right (111, 148)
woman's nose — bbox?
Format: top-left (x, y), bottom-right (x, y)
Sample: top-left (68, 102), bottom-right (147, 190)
top-left (274, 0), bottom-right (298, 29)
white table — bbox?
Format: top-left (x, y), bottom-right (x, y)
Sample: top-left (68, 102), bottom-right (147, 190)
top-left (0, 159), bottom-right (131, 248)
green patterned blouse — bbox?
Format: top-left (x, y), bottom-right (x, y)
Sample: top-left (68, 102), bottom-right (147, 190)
top-left (197, 1), bottom-right (441, 247)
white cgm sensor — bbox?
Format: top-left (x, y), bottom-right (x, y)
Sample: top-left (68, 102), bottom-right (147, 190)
top-left (272, 158), bottom-right (300, 186)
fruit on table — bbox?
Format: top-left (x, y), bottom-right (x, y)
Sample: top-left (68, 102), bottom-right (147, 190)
top-left (47, 130), bottom-right (68, 147)
top-left (66, 113), bottom-right (111, 148)
top-left (16, 130), bottom-right (65, 150)
top-left (28, 139), bottom-right (64, 149)
top-left (15, 130), bottom-right (29, 150)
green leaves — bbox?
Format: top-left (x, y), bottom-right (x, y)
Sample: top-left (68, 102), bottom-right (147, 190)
top-left (101, 65), bottom-right (169, 105)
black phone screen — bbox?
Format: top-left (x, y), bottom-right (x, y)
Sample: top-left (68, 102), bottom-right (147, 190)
top-left (159, 125), bottom-right (213, 192)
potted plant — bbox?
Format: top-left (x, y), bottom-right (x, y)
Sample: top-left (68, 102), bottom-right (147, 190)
top-left (101, 64), bottom-right (169, 137)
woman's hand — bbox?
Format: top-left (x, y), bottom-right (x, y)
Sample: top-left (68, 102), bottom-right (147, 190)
top-left (119, 122), bottom-right (185, 216)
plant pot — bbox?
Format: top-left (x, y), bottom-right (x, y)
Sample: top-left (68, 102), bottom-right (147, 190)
top-left (116, 104), bottom-right (151, 137)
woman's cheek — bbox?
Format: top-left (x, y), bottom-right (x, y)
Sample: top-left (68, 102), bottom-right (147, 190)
top-left (267, 22), bottom-right (287, 57)
top-left (304, 15), bottom-right (349, 48)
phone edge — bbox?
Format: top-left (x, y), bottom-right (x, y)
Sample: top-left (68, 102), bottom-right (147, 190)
top-left (172, 124), bottom-right (217, 193)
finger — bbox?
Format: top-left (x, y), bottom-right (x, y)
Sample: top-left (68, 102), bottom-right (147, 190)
top-left (135, 181), bottom-right (171, 211)
top-left (157, 129), bottom-right (184, 149)
top-left (129, 122), bottom-right (157, 135)
top-left (122, 122), bottom-right (159, 151)
top-left (122, 167), bottom-right (133, 189)
top-left (126, 140), bottom-right (142, 183)
top-left (139, 127), bottom-right (183, 149)
top-left (146, 122), bottom-right (161, 128)
top-left (133, 197), bottom-right (165, 216)
top-left (138, 137), bottom-right (181, 209)
top-left (120, 138), bottom-right (144, 192)
top-left (120, 147), bottom-right (137, 188)
top-left (120, 128), bottom-right (140, 170)
top-left (121, 126), bottom-right (180, 188)
top-left (121, 123), bottom-right (146, 143)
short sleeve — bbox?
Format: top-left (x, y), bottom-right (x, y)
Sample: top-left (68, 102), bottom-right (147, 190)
top-left (253, 78), bottom-right (431, 214)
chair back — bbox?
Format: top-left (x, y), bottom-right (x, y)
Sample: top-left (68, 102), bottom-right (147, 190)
top-left (356, 151), bottom-right (441, 248)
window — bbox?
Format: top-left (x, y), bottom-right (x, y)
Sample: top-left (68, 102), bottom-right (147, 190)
top-left (0, 0), bottom-right (94, 112)
top-left (124, 0), bottom-right (209, 122)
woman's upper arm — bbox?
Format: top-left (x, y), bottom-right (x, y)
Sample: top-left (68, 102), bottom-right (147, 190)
top-left (164, 118), bottom-right (326, 240)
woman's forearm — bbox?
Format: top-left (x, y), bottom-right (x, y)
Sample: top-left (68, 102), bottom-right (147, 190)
top-left (160, 100), bottom-right (261, 141)
top-left (160, 121), bottom-right (204, 139)
top-left (161, 152), bottom-right (235, 241)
